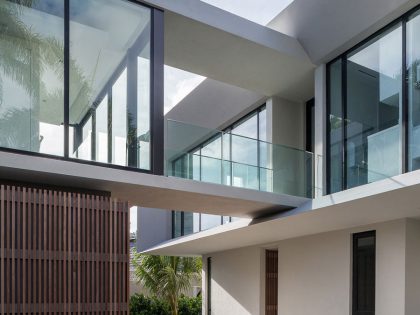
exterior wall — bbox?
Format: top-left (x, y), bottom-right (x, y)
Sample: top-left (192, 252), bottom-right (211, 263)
top-left (202, 219), bottom-right (419, 315)
top-left (203, 246), bottom-right (265, 315)
top-left (266, 97), bottom-right (308, 196)
top-left (0, 182), bottom-right (129, 314)
top-left (405, 219), bottom-right (420, 315)
top-left (277, 220), bottom-right (407, 315)
top-left (136, 207), bottom-right (172, 252)
top-left (266, 96), bottom-right (305, 149)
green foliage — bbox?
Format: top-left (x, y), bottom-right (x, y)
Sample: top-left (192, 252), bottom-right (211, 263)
top-left (129, 293), bottom-right (170, 315)
top-left (129, 294), bottom-right (202, 315)
top-left (132, 250), bottom-right (202, 315)
top-left (178, 295), bottom-right (202, 315)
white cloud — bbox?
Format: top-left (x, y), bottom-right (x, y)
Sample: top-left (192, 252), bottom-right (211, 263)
top-left (164, 66), bottom-right (206, 114)
top-left (201, 0), bottom-right (294, 25)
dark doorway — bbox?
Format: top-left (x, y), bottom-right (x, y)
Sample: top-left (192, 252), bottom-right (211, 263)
top-left (265, 250), bottom-right (278, 315)
top-left (353, 231), bottom-right (376, 315)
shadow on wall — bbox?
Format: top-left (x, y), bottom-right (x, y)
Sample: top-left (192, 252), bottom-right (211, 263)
top-left (210, 247), bottom-right (263, 315)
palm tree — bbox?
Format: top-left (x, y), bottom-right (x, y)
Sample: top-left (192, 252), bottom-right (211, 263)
top-left (132, 251), bottom-right (202, 315)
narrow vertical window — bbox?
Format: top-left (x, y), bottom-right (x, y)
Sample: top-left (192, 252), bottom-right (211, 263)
top-left (265, 250), bottom-right (278, 315)
top-left (207, 257), bottom-right (212, 315)
top-left (353, 231), bottom-right (376, 315)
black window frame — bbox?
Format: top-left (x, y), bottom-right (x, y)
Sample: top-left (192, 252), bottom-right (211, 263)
top-left (0, 0), bottom-right (165, 176)
top-left (325, 5), bottom-right (420, 194)
top-left (352, 230), bottom-right (376, 315)
top-left (207, 257), bottom-right (212, 315)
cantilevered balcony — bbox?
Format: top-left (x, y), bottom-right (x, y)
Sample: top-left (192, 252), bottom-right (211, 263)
top-left (165, 119), bottom-right (315, 199)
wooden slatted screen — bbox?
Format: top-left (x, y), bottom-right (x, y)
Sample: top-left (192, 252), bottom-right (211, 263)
top-left (0, 183), bottom-right (129, 314)
top-left (265, 250), bottom-right (278, 315)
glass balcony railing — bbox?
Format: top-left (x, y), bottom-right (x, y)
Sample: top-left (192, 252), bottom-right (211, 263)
top-left (165, 119), bottom-right (315, 198)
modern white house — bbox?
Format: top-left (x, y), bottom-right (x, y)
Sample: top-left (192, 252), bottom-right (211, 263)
top-left (137, 0), bottom-right (420, 315)
top-left (2, 0), bottom-right (420, 314)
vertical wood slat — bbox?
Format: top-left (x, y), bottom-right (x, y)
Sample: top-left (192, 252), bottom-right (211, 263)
top-left (0, 183), bottom-right (129, 314)
top-left (265, 250), bottom-right (278, 315)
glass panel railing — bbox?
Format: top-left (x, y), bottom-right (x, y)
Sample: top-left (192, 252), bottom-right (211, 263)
top-left (165, 119), bottom-right (315, 198)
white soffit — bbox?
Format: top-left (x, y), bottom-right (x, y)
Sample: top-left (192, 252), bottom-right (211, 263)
top-left (142, 0), bottom-right (315, 101)
top-left (144, 170), bottom-right (420, 255)
top-left (268, 0), bottom-right (420, 64)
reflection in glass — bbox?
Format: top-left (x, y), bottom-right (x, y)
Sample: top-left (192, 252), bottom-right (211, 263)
top-left (201, 214), bottom-right (221, 231)
top-left (407, 11), bottom-right (420, 171)
top-left (0, 0), bottom-right (64, 155)
top-left (167, 110), bottom-right (313, 197)
top-left (346, 24), bottom-right (402, 188)
top-left (69, 0), bottom-right (151, 169)
top-left (328, 59), bottom-right (343, 193)
top-left (232, 113), bottom-right (258, 138)
top-left (95, 96), bottom-right (108, 163)
top-left (173, 211), bottom-right (182, 238)
top-left (112, 69), bottom-right (127, 166)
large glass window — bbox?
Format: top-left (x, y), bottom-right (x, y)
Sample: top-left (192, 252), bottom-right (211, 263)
top-left (346, 24), bottom-right (402, 188)
top-left (0, 0), bottom-right (158, 172)
top-left (328, 60), bottom-right (343, 193)
top-left (328, 21), bottom-right (404, 192)
top-left (172, 210), bottom-right (237, 237)
top-left (407, 11), bottom-right (420, 171)
top-left (0, 0), bottom-right (64, 155)
top-left (69, 0), bottom-right (151, 169)
top-left (172, 105), bottom-right (266, 189)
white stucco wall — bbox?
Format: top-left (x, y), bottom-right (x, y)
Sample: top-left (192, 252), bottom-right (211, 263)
top-left (201, 218), bottom-right (420, 315)
top-left (266, 96), bottom-right (305, 149)
top-left (277, 220), bottom-right (407, 315)
top-left (405, 219), bottom-right (420, 315)
top-left (203, 246), bottom-right (265, 315)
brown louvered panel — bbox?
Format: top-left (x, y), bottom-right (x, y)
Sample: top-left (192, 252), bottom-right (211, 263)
top-left (0, 182), bottom-right (129, 314)
top-left (265, 250), bottom-right (278, 315)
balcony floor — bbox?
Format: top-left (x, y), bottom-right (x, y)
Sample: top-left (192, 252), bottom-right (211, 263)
top-left (0, 151), bottom-right (309, 218)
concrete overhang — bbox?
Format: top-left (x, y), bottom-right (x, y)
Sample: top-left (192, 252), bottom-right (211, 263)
top-left (142, 0), bottom-right (315, 101)
top-left (268, 0), bottom-right (420, 64)
top-left (0, 151), bottom-right (307, 218)
top-left (144, 170), bottom-right (420, 256)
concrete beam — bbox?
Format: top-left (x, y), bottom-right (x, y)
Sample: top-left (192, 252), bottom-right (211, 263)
top-left (0, 151), bottom-right (307, 218)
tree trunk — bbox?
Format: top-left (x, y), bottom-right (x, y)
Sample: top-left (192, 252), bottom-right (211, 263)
top-left (170, 296), bottom-right (178, 315)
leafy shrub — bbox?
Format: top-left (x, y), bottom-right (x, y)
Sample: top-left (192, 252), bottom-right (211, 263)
top-left (129, 294), bottom-right (202, 315)
top-left (129, 294), bottom-right (170, 315)
top-left (178, 295), bottom-right (202, 315)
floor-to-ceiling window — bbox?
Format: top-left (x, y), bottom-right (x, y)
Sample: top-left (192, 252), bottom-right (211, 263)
top-left (407, 10), bottom-right (420, 171)
top-left (0, 0), bottom-right (162, 172)
top-left (69, 0), bottom-right (152, 169)
top-left (326, 8), bottom-right (420, 193)
top-left (0, 0), bottom-right (65, 155)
